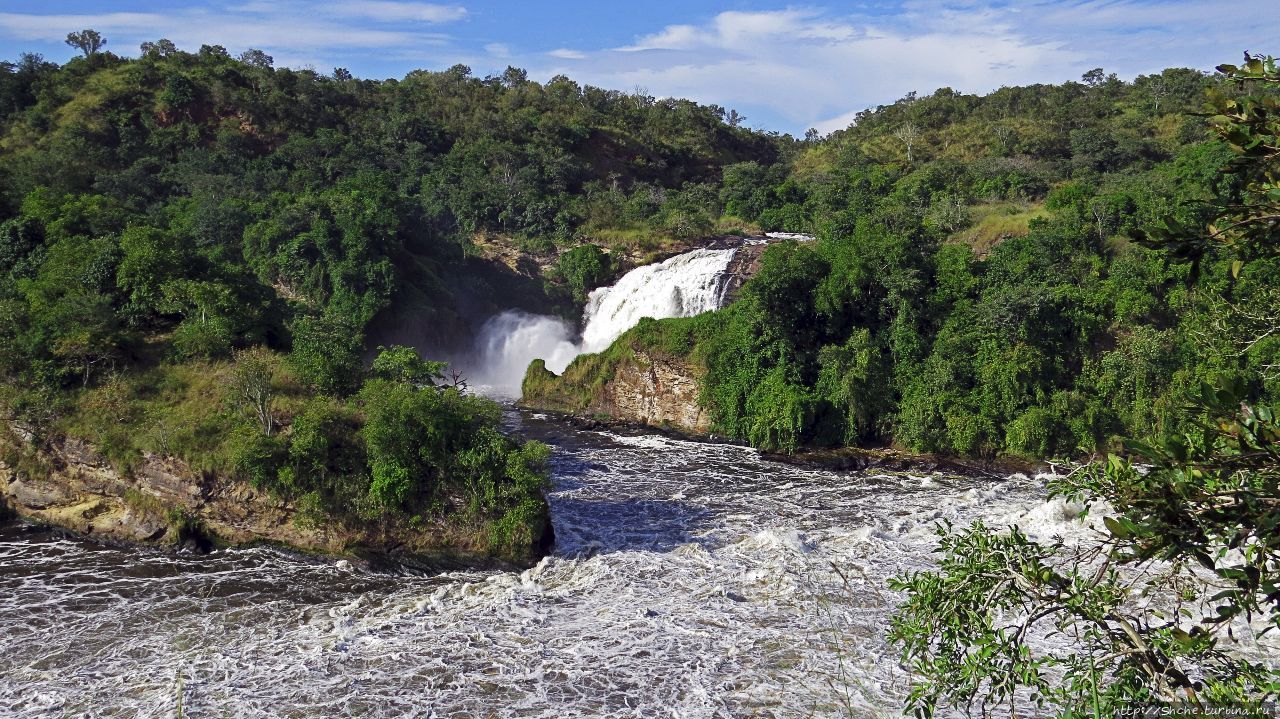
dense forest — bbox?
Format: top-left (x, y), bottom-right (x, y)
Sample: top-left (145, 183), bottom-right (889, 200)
top-left (0, 39), bottom-right (772, 548)
top-left (1, 31), bottom-right (1277, 715)
top-left (3, 38), bottom-right (1277, 521)
top-left (533, 59), bottom-right (1280, 462)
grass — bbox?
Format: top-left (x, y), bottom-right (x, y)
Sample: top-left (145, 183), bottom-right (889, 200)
top-left (947, 200), bottom-right (1048, 257)
top-left (579, 216), bottom-right (761, 261)
top-left (5, 351), bottom-right (553, 563)
top-left (55, 352), bottom-right (311, 477)
top-left (579, 225), bottom-right (674, 256)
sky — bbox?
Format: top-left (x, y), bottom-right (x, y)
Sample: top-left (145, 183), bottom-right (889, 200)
top-left (1, 1), bottom-right (1276, 135)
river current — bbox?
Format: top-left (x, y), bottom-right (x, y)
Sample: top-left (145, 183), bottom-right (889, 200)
top-left (0, 411), bottom-right (1094, 718)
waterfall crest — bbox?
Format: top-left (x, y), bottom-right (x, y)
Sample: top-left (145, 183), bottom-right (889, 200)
top-left (469, 246), bottom-right (739, 394)
top-left (579, 247), bottom-right (737, 353)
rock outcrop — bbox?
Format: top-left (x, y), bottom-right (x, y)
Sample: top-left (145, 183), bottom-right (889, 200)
top-left (588, 351), bottom-right (711, 433)
top-left (719, 241), bottom-right (768, 304)
top-left (0, 424), bottom-right (552, 568)
top-left (522, 350), bottom-right (711, 435)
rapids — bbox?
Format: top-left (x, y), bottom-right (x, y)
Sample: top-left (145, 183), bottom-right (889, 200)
top-left (0, 411), bottom-right (1097, 718)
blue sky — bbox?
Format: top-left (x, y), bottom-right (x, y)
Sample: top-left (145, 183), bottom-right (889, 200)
top-left (1, 1), bottom-right (1276, 135)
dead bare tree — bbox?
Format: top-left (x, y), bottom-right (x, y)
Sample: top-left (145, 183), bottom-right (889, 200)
top-left (893, 122), bottom-right (921, 163)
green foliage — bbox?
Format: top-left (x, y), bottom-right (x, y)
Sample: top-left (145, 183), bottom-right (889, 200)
top-left (288, 314), bottom-right (363, 396)
top-left (370, 345), bottom-right (446, 387)
top-left (890, 56), bottom-right (1280, 719)
top-left (360, 379), bottom-right (490, 509)
top-left (555, 244), bottom-right (615, 304)
top-left (358, 377), bottom-right (548, 534)
top-left (278, 395), bottom-right (367, 512)
top-left (890, 383), bottom-right (1280, 717)
top-left (1138, 54), bottom-right (1280, 279)
top-left (64, 30), bottom-right (105, 58)
top-left (890, 518), bottom-right (1276, 717)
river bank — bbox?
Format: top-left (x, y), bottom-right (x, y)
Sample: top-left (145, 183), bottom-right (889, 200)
top-left (527, 407), bottom-right (1048, 478)
top-left (0, 421), bottom-right (553, 570)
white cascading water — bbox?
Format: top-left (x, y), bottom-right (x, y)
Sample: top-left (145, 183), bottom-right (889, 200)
top-left (578, 248), bottom-right (736, 353)
top-left (7, 418), bottom-right (1203, 718)
top-left (467, 311), bottom-right (581, 392)
top-left (470, 247), bottom-right (739, 394)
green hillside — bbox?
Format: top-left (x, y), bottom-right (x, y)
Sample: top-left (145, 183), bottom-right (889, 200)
top-left (0, 43), bottom-right (773, 550)
top-left (531, 65), bottom-right (1280, 459)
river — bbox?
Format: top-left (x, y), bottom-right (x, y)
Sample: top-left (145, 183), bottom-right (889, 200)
top-left (0, 410), bottom-right (1092, 718)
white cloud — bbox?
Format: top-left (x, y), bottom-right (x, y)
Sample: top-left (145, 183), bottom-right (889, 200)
top-left (0, 12), bottom-right (169, 42)
top-left (2, 1), bottom-right (1275, 134)
top-left (519, 2), bottom-right (1278, 134)
top-left (328, 2), bottom-right (467, 24)
top-left (0, 2), bottom-right (464, 62)
top-left (530, 8), bottom-right (1080, 133)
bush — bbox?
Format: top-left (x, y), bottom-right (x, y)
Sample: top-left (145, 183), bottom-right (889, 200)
top-left (1003, 405), bottom-right (1066, 458)
top-left (555, 244), bottom-right (615, 304)
top-left (289, 314), bottom-right (364, 396)
top-left (170, 317), bottom-right (234, 360)
top-left (229, 428), bottom-right (286, 489)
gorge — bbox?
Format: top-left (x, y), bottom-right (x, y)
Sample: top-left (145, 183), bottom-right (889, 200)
top-left (2, 37), bottom-right (1277, 717)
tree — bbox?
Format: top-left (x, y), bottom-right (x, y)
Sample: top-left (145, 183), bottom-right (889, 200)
top-left (1147, 75), bottom-right (1169, 114)
top-left (1139, 54), bottom-right (1280, 279)
top-left (231, 347), bottom-right (275, 436)
top-left (891, 381), bottom-right (1280, 716)
top-left (116, 226), bottom-right (188, 316)
top-left (45, 292), bottom-right (127, 387)
top-left (65, 30), bottom-right (105, 58)
top-left (555, 244), bottom-right (615, 304)
top-left (370, 345), bottom-right (446, 387)
top-left (139, 39), bottom-right (177, 58)
top-left (238, 49), bottom-right (273, 69)
top-left (890, 55), bottom-right (1280, 717)
top-left (288, 314), bottom-right (364, 396)
top-left (894, 122), bottom-right (922, 163)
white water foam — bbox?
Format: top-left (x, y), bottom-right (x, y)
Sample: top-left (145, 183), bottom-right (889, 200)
top-left (468, 311), bottom-right (580, 395)
top-left (0, 416), bottom-right (1138, 718)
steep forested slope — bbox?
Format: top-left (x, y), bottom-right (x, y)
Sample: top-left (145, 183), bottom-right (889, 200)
top-left (533, 65), bottom-right (1280, 459)
top-left (0, 43), bottom-right (776, 552)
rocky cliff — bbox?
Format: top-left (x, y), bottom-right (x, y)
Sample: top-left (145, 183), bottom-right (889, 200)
top-left (0, 423), bottom-right (552, 569)
top-left (521, 348), bottom-right (711, 435)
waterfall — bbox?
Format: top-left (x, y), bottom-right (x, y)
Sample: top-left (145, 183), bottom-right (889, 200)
top-left (468, 311), bottom-right (581, 395)
top-left (469, 246), bottom-right (739, 394)
top-left (579, 247), bottom-right (737, 353)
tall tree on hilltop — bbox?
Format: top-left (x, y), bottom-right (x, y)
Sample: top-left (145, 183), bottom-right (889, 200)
top-left (64, 30), bottom-right (105, 58)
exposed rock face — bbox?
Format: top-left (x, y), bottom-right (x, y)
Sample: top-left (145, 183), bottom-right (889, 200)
top-left (720, 242), bottom-right (768, 304)
top-left (594, 352), bottom-right (711, 433)
top-left (0, 426), bottom-right (551, 568)
top-left (522, 350), bottom-right (711, 435)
